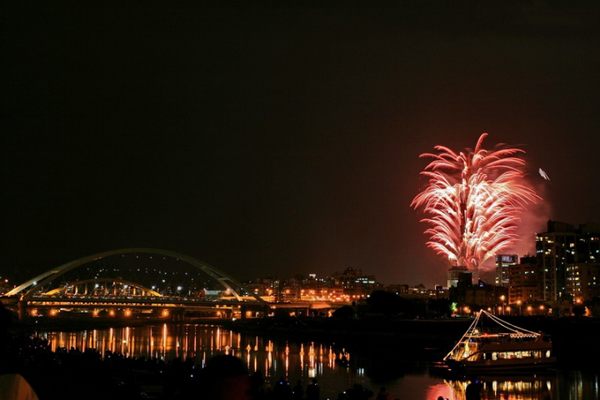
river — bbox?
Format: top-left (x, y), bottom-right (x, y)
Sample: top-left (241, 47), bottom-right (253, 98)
top-left (33, 323), bottom-right (599, 400)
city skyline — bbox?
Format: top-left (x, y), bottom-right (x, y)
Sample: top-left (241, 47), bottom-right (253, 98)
top-left (2, 3), bottom-right (600, 287)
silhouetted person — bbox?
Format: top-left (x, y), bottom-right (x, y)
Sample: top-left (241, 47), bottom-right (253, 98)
top-left (250, 370), bottom-right (266, 399)
top-left (306, 378), bottom-right (320, 400)
top-left (346, 384), bottom-right (373, 400)
top-left (198, 354), bottom-right (251, 400)
top-left (274, 376), bottom-right (293, 399)
top-left (466, 379), bottom-right (483, 400)
top-left (0, 303), bottom-right (39, 400)
top-left (264, 387), bottom-right (276, 400)
top-left (376, 386), bottom-right (391, 400)
top-left (337, 392), bottom-right (348, 400)
top-left (293, 380), bottom-right (304, 399)
top-left (0, 374), bottom-right (39, 400)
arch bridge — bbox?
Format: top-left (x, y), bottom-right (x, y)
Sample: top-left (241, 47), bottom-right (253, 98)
top-left (44, 278), bottom-right (162, 297)
top-left (3, 248), bottom-right (268, 320)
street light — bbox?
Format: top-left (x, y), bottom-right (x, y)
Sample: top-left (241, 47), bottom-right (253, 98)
top-left (500, 295), bottom-right (506, 315)
top-left (516, 300), bottom-right (522, 316)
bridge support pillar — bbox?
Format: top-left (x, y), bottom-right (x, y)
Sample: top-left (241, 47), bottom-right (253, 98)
top-left (171, 309), bottom-right (184, 322)
top-left (17, 300), bottom-right (27, 321)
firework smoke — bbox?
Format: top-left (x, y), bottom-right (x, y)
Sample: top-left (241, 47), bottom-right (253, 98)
top-left (411, 133), bottom-right (540, 274)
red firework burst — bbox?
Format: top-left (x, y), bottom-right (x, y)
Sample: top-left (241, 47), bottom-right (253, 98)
top-left (411, 133), bottom-right (540, 272)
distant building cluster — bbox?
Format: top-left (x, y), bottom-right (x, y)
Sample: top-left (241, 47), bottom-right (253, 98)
top-left (448, 220), bottom-right (600, 315)
top-left (503, 220), bottom-right (600, 304)
top-left (245, 268), bottom-right (381, 303)
top-left (245, 268), bottom-right (451, 305)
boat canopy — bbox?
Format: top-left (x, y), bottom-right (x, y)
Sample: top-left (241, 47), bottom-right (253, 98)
top-left (443, 310), bottom-right (541, 361)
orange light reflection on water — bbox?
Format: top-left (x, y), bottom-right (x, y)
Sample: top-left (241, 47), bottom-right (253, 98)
top-left (35, 325), bottom-right (391, 394)
top-left (31, 325), bottom-right (589, 400)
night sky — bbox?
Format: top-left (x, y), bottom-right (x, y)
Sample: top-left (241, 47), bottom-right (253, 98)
top-left (2, 2), bottom-right (600, 287)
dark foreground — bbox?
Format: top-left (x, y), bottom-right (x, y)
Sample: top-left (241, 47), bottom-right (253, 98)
top-left (1, 334), bottom-right (382, 400)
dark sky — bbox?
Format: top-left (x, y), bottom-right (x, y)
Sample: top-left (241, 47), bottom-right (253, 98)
top-left (2, 2), bottom-right (600, 287)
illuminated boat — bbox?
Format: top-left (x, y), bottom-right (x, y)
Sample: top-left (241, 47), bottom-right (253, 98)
top-left (444, 310), bottom-right (556, 373)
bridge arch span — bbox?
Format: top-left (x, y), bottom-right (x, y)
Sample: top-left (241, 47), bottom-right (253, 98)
top-left (44, 278), bottom-right (162, 297)
top-left (7, 248), bottom-right (263, 303)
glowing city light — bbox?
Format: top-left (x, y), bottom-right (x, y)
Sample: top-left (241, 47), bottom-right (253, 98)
top-left (412, 133), bottom-right (540, 274)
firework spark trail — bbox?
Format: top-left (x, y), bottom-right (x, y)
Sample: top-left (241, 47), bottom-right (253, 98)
top-left (411, 133), bottom-right (540, 273)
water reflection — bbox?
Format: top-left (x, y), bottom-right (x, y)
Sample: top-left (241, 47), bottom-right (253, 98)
top-left (429, 371), bottom-right (600, 400)
top-left (443, 377), bottom-right (553, 400)
top-left (35, 324), bottom-right (355, 395)
top-left (34, 324), bottom-right (599, 400)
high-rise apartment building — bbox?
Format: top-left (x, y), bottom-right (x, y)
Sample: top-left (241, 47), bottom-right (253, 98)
top-left (495, 254), bottom-right (518, 287)
top-left (576, 223), bottom-right (600, 263)
top-left (566, 263), bottom-right (600, 302)
top-left (536, 221), bottom-right (578, 301)
top-left (536, 221), bottom-right (600, 301)
top-left (508, 256), bottom-right (541, 304)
